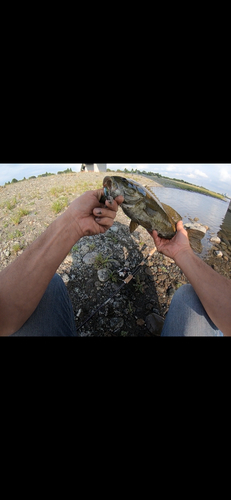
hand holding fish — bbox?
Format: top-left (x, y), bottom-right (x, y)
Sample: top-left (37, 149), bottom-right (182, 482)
top-left (70, 189), bottom-right (124, 238)
top-left (150, 221), bottom-right (193, 263)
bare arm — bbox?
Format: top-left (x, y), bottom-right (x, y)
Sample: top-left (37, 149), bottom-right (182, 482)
top-left (0, 190), bottom-right (124, 336)
top-left (150, 222), bottom-right (231, 336)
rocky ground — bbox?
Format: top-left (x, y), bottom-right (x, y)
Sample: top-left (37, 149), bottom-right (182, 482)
top-left (1, 172), bottom-right (231, 336)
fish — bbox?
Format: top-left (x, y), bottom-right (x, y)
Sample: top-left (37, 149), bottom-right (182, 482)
top-left (102, 176), bottom-right (182, 239)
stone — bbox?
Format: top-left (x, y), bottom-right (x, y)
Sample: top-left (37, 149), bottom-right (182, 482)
top-left (184, 222), bottom-right (207, 234)
top-left (210, 236), bottom-right (221, 244)
top-left (62, 273), bottom-right (70, 284)
top-left (109, 225), bottom-right (119, 232)
top-left (136, 318), bottom-right (145, 326)
top-left (145, 267), bottom-right (153, 276)
top-left (83, 251), bottom-right (98, 265)
top-left (146, 313), bottom-right (165, 336)
top-left (110, 317), bottom-right (124, 333)
top-left (214, 251), bottom-right (223, 258)
top-left (97, 268), bottom-right (110, 282)
top-left (80, 245), bottom-right (90, 256)
top-left (3, 249), bottom-right (10, 258)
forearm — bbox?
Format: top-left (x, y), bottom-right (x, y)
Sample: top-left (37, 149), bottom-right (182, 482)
top-left (0, 209), bottom-right (79, 336)
top-left (175, 249), bottom-right (231, 336)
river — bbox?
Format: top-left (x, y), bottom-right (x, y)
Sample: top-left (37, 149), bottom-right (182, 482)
top-left (150, 187), bottom-right (230, 255)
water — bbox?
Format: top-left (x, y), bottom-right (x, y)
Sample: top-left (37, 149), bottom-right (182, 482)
top-left (151, 187), bottom-right (230, 255)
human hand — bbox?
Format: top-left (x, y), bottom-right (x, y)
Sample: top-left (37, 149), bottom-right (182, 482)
top-left (150, 221), bottom-right (192, 262)
top-left (69, 189), bottom-right (124, 239)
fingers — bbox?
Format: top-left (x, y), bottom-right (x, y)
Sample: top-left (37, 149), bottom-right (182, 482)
top-left (93, 204), bottom-right (117, 226)
top-left (176, 220), bottom-right (184, 231)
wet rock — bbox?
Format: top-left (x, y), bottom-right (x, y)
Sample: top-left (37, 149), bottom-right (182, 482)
top-left (210, 236), bottom-right (221, 244)
top-left (146, 313), bottom-right (165, 336)
top-left (184, 222), bottom-right (207, 234)
top-left (214, 250), bottom-right (223, 258)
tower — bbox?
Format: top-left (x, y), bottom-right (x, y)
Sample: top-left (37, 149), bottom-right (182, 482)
top-left (81, 163), bottom-right (107, 172)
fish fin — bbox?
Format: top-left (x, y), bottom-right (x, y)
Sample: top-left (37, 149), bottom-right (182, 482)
top-left (130, 221), bottom-right (139, 233)
top-left (162, 203), bottom-right (182, 224)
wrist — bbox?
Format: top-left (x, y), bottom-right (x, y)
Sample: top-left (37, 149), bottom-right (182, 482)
top-left (174, 246), bottom-right (194, 268)
top-left (61, 206), bottom-right (84, 244)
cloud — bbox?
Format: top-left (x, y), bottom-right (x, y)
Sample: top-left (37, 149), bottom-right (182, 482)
top-left (219, 166), bottom-right (231, 183)
top-left (194, 169), bottom-right (209, 178)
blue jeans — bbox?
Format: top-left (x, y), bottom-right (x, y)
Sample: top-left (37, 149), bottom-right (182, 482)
top-left (12, 274), bottom-right (77, 337)
top-left (161, 284), bottom-right (223, 337)
top-left (11, 277), bottom-right (223, 337)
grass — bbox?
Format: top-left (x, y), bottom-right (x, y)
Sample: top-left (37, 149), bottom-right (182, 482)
top-left (147, 175), bottom-right (226, 200)
top-left (7, 230), bottom-right (23, 241)
top-left (12, 243), bottom-right (22, 254)
top-left (52, 197), bottom-right (69, 214)
top-left (10, 208), bottom-right (30, 225)
top-left (94, 253), bottom-right (110, 269)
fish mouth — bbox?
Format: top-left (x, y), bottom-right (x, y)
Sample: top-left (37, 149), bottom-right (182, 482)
top-left (103, 176), bottom-right (123, 199)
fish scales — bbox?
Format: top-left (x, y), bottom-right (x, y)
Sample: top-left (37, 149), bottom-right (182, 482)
top-left (102, 176), bottom-right (182, 239)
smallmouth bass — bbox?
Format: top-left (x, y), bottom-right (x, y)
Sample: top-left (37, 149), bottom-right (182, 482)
top-left (102, 176), bottom-right (182, 239)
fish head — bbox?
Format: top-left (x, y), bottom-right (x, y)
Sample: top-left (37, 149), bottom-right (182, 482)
top-left (103, 176), bottom-right (145, 204)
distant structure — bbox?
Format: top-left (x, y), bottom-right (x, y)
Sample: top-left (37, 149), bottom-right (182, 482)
top-left (81, 163), bottom-right (107, 172)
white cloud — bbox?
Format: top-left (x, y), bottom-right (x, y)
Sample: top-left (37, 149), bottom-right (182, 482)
top-left (219, 167), bottom-right (231, 183)
top-left (194, 169), bottom-right (209, 178)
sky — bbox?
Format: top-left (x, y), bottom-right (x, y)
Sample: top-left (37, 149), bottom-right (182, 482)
top-left (0, 163), bottom-right (231, 197)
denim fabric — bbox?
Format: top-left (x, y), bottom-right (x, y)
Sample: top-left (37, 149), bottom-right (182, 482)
top-left (161, 284), bottom-right (223, 337)
top-left (12, 274), bottom-right (77, 337)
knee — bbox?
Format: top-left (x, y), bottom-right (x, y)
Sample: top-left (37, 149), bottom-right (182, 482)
top-left (171, 284), bottom-right (198, 310)
top-left (48, 273), bottom-right (65, 292)
top-left (172, 284), bottom-right (204, 317)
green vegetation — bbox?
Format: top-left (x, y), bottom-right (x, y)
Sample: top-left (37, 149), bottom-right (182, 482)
top-left (12, 243), bottom-right (22, 254)
top-left (4, 168), bottom-right (74, 186)
top-left (94, 253), bottom-right (109, 269)
top-left (57, 168), bottom-right (73, 175)
top-left (52, 197), bottom-right (69, 214)
top-left (10, 207), bottom-right (30, 225)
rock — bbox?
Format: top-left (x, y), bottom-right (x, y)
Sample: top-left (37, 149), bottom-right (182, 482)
top-left (80, 245), bottom-right (90, 256)
top-left (136, 318), bottom-right (145, 326)
top-left (210, 236), bottom-right (221, 244)
top-left (110, 317), bottom-right (124, 333)
top-left (62, 273), bottom-right (70, 284)
top-left (167, 286), bottom-right (175, 299)
top-left (3, 249), bottom-right (10, 258)
top-left (184, 222), bottom-right (207, 234)
top-left (194, 217), bottom-right (199, 222)
top-left (145, 267), bottom-right (153, 276)
top-left (109, 225), bottom-right (119, 233)
top-left (97, 268), bottom-right (110, 282)
top-left (146, 313), bottom-right (165, 336)
top-left (83, 251), bottom-right (98, 265)
top-left (214, 251), bottom-right (223, 258)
